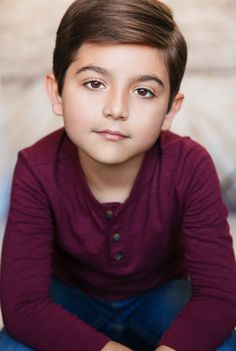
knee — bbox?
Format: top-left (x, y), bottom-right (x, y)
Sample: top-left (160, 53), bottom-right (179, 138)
top-left (216, 330), bottom-right (236, 350)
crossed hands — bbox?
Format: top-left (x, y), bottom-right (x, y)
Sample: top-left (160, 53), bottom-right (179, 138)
top-left (101, 341), bottom-right (175, 351)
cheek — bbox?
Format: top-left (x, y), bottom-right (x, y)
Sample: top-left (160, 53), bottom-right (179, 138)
top-left (131, 104), bottom-right (165, 133)
top-left (140, 122), bottom-right (163, 143)
top-left (62, 94), bottom-right (98, 124)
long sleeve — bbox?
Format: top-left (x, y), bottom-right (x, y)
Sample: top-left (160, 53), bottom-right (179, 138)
top-left (159, 146), bottom-right (236, 351)
top-left (0, 152), bottom-right (110, 351)
top-left (2, 128), bottom-right (236, 351)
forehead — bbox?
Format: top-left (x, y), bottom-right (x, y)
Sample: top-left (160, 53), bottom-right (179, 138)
top-left (70, 43), bottom-right (169, 85)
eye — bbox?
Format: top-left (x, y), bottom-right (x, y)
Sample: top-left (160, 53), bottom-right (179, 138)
top-left (134, 88), bottom-right (155, 99)
top-left (84, 80), bottom-right (105, 90)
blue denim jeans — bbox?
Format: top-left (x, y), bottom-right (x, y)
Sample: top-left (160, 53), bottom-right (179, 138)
top-left (0, 277), bottom-right (235, 350)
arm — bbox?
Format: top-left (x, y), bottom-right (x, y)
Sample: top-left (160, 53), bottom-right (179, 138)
top-left (157, 148), bottom-right (236, 351)
top-left (0, 152), bottom-right (110, 351)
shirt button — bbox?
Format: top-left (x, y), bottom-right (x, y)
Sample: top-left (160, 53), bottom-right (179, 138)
top-left (115, 252), bottom-right (123, 261)
top-left (105, 210), bottom-right (113, 220)
top-left (113, 233), bottom-right (121, 242)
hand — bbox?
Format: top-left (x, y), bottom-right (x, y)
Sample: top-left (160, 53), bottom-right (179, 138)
top-left (101, 341), bottom-right (133, 351)
top-left (155, 346), bottom-right (176, 351)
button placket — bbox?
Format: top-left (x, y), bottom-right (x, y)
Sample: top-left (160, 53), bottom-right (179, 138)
top-left (103, 207), bottom-right (127, 267)
top-left (111, 230), bottom-right (125, 264)
top-left (115, 252), bottom-right (123, 261)
top-left (105, 209), bottom-right (113, 220)
top-left (113, 233), bottom-right (121, 242)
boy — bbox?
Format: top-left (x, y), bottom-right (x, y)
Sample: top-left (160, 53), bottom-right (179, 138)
top-left (0, 0), bottom-right (236, 350)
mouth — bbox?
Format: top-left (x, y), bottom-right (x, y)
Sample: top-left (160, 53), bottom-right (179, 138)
top-left (95, 130), bottom-right (129, 141)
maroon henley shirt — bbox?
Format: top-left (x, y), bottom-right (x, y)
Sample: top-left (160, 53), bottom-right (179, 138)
top-left (1, 128), bottom-right (236, 351)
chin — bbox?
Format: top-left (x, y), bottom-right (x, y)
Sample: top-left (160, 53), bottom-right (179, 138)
top-left (94, 157), bottom-right (126, 166)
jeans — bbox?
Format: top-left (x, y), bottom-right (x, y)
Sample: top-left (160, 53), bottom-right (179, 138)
top-left (0, 278), bottom-right (235, 350)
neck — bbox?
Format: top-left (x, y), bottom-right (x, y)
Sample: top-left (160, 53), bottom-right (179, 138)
top-left (78, 151), bottom-right (145, 203)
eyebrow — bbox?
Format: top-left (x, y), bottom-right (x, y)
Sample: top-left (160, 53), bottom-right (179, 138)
top-left (76, 65), bottom-right (107, 76)
top-left (134, 74), bottom-right (164, 88)
top-left (76, 65), bottom-right (165, 88)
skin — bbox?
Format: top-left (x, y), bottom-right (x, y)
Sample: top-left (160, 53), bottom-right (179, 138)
top-left (46, 42), bottom-right (182, 350)
top-left (101, 341), bottom-right (174, 351)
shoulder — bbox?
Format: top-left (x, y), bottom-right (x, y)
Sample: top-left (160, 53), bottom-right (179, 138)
top-left (158, 130), bottom-right (214, 172)
top-left (159, 130), bottom-right (209, 159)
top-left (18, 128), bottom-right (76, 167)
top-left (12, 128), bottom-right (77, 197)
top-left (158, 131), bottom-right (221, 204)
top-left (158, 131), bottom-right (218, 192)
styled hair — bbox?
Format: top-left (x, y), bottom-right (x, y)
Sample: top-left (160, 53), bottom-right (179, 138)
top-left (53, 0), bottom-right (187, 109)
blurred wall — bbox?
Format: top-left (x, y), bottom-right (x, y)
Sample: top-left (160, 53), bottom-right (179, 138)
top-left (0, 0), bottom-right (236, 233)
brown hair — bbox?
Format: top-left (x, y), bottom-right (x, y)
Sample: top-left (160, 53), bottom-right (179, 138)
top-left (53, 0), bottom-right (187, 109)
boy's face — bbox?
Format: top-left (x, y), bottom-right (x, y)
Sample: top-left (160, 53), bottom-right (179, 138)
top-left (46, 43), bottom-right (183, 166)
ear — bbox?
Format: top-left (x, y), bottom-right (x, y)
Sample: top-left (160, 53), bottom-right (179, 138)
top-left (45, 73), bottom-right (63, 116)
top-left (161, 93), bottom-right (184, 131)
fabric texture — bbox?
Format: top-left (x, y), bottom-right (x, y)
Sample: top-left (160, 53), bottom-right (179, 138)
top-left (0, 278), bottom-right (236, 350)
top-left (1, 128), bottom-right (236, 351)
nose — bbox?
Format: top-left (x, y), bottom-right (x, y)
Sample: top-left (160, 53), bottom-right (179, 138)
top-left (103, 88), bottom-right (129, 120)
